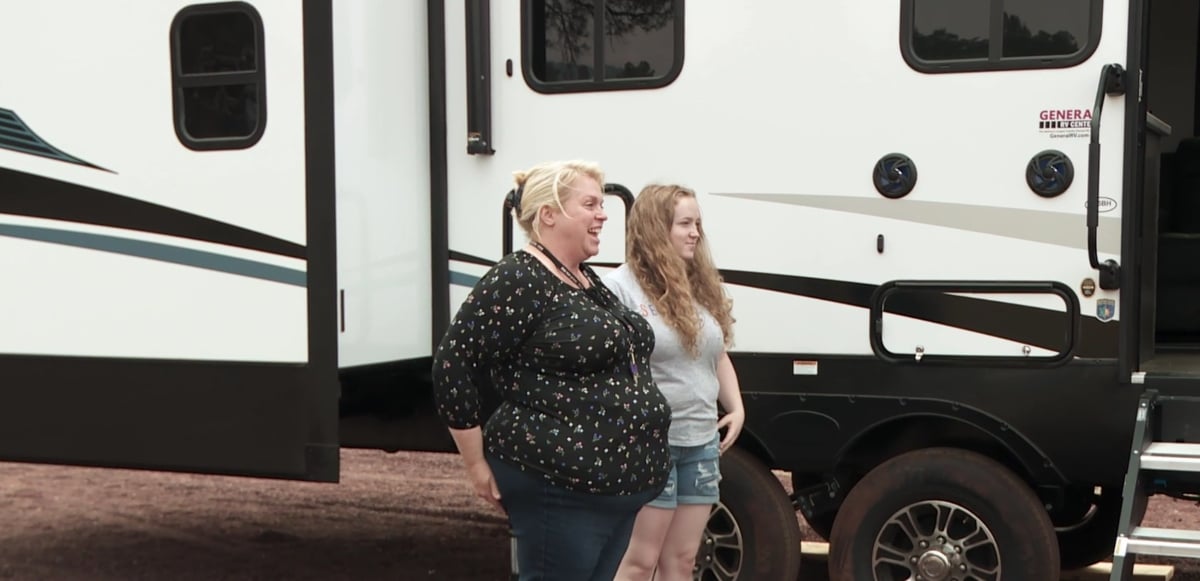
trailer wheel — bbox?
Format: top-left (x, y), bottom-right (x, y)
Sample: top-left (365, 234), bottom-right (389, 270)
top-left (828, 448), bottom-right (1058, 581)
top-left (694, 447), bottom-right (802, 581)
top-left (1054, 487), bottom-right (1121, 570)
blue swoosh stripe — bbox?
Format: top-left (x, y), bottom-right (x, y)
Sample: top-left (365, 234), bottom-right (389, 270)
top-left (0, 223), bottom-right (306, 287)
top-left (449, 270), bottom-right (480, 288)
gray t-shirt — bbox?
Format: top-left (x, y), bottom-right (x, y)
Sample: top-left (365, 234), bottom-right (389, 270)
top-left (604, 264), bottom-right (723, 447)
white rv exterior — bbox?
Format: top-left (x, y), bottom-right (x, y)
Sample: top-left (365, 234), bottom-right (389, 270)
top-left (0, 2), bottom-right (310, 363)
top-left (6, 0), bottom-right (1200, 578)
top-left (333, 1), bottom-right (432, 369)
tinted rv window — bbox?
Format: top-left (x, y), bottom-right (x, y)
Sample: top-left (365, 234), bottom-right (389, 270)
top-left (535, 2), bottom-right (596, 82)
top-left (1002, 0), bottom-right (1088, 58)
top-left (524, 0), bottom-right (684, 93)
top-left (911, 0), bottom-right (990, 61)
top-left (170, 3), bottom-right (266, 150)
top-left (903, 0), bottom-right (1100, 72)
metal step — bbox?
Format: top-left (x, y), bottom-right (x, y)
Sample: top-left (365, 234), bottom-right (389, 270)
top-left (1140, 442), bottom-right (1200, 472)
top-left (1120, 527), bottom-right (1200, 559)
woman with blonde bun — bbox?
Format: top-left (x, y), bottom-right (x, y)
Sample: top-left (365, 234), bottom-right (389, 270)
top-left (432, 161), bottom-right (671, 581)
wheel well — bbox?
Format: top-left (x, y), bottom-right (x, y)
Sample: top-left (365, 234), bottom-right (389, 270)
top-left (730, 427), bottom-right (776, 472)
top-left (834, 416), bottom-right (1038, 498)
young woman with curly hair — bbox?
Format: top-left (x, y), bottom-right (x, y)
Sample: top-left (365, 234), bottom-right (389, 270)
top-left (605, 184), bottom-right (745, 581)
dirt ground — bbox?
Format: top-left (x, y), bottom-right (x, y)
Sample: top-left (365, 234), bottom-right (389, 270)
top-left (0, 449), bottom-right (1197, 581)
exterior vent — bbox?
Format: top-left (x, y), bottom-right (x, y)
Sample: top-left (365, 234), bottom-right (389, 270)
top-left (1026, 149), bottom-right (1074, 198)
top-left (873, 153), bottom-right (917, 199)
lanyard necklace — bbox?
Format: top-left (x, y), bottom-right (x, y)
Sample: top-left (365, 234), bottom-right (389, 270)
top-left (529, 241), bottom-right (641, 385)
top-left (530, 240), bottom-right (593, 293)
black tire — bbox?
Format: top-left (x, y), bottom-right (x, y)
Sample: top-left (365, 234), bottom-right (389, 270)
top-left (694, 447), bottom-right (802, 581)
top-left (828, 448), bottom-right (1059, 581)
top-left (1055, 487), bottom-right (1121, 570)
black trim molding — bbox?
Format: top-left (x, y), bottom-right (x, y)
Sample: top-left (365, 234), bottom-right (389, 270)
top-left (301, 0), bottom-right (340, 482)
top-left (429, 0), bottom-right (451, 354)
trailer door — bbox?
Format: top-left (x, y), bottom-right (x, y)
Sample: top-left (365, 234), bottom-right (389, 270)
top-left (1132, 0), bottom-right (1200, 380)
top-left (0, 0), bottom-right (339, 481)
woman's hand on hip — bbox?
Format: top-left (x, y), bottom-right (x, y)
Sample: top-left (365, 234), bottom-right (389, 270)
top-left (447, 426), bottom-right (503, 512)
top-left (717, 409), bottom-right (745, 454)
top-left (465, 460), bottom-right (504, 513)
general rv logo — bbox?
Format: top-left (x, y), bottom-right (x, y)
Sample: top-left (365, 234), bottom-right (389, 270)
top-left (1040, 108), bottom-right (1091, 139)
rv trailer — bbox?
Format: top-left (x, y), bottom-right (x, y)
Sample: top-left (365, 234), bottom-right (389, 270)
top-left (6, 0), bottom-right (1200, 579)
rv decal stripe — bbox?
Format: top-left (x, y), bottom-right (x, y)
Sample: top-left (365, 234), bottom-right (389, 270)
top-left (0, 223), bottom-right (306, 287)
top-left (715, 193), bottom-right (1122, 255)
top-left (450, 270), bottom-right (481, 287)
top-left (0, 108), bottom-right (111, 172)
top-left (443, 249), bottom-right (1117, 358)
top-left (719, 269), bottom-right (1117, 358)
top-left (0, 168), bottom-right (305, 259)
top-left (447, 252), bottom-right (493, 287)
top-left (448, 252), bottom-right (623, 271)
top-left (448, 250), bottom-right (495, 267)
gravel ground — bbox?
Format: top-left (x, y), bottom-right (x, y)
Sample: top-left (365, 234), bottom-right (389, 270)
top-left (0, 449), bottom-right (1196, 580)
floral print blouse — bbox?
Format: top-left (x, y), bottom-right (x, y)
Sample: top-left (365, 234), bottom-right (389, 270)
top-left (433, 251), bottom-right (670, 495)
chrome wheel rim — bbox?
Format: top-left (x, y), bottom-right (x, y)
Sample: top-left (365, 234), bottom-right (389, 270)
top-left (694, 500), bottom-right (743, 581)
top-left (872, 500), bottom-right (1000, 581)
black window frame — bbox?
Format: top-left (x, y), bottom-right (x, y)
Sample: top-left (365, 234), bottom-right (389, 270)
top-left (900, 0), bottom-right (1103, 73)
top-left (521, 0), bottom-right (685, 94)
top-left (170, 2), bottom-right (267, 150)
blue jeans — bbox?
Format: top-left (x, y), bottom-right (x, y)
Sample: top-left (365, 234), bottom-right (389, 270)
top-left (488, 456), bottom-right (660, 581)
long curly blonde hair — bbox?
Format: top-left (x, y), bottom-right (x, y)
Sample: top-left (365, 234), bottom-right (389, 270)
top-left (627, 185), bottom-right (734, 355)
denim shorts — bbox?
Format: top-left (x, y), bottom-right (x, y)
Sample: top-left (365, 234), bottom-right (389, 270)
top-left (648, 434), bottom-right (722, 509)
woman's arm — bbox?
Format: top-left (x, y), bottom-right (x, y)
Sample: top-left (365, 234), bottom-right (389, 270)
top-left (432, 261), bottom-right (537, 430)
top-left (432, 259), bottom-right (540, 509)
top-left (715, 350), bottom-right (745, 454)
top-left (449, 426), bottom-right (503, 512)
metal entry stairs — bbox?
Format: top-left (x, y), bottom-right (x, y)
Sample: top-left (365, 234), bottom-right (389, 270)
top-left (1111, 391), bottom-right (1200, 580)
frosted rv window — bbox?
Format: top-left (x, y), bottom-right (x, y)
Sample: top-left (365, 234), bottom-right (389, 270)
top-left (170, 3), bottom-right (266, 150)
top-left (523, 0), bottom-right (684, 93)
top-left (903, 0), bottom-right (1100, 72)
